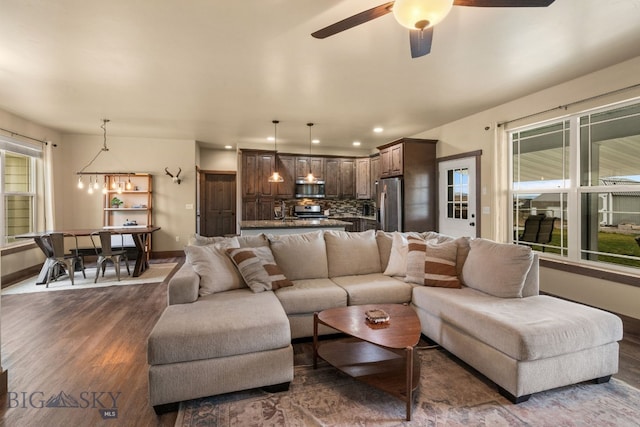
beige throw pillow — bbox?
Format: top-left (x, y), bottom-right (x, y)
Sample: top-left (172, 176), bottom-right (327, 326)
top-left (383, 232), bottom-right (424, 276)
top-left (462, 238), bottom-right (533, 298)
top-left (184, 238), bottom-right (244, 296)
top-left (226, 246), bottom-right (294, 292)
top-left (405, 237), bottom-right (461, 288)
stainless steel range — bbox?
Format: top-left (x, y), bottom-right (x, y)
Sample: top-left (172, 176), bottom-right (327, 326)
top-left (293, 205), bottom-right (328, 219)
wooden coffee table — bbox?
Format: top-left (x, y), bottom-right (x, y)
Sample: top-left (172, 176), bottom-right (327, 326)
top-left (313, 304), bottom-right (421, 421)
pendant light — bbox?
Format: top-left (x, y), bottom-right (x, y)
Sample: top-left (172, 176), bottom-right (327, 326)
top-left (268, 120), bottom-right (284, 183)
top-left (306, 123), bottom-right (317, 183)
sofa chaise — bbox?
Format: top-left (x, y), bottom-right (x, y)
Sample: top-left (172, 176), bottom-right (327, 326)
top-left (147, 229), bottom-right (623, 413)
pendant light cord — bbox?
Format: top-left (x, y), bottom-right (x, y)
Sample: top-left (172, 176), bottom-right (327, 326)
top-left (78, 119), bottom-right (110, 174)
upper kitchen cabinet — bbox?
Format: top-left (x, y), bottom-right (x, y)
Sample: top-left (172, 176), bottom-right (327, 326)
top-left (241, 150), bottom-right (276, 198)
top-left (379, 143), bottom-right (404, 177)
top-left (275, 154), bottom-right (295, 198)
top-left (355, 157), bottom-right (371, 200)
top-left (295, 156), bottom-right (324, 181)
top-left (325, 158), bottom-right (355, 199)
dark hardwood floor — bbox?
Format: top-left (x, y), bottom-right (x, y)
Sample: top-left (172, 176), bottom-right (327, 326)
top-left (0, 258), bottom-right (638, 426)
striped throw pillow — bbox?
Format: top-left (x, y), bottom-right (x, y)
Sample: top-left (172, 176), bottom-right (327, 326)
top-left (226, 246), bottom-right (293, 292)
top-left (405, 237), bottom-right (461, 288)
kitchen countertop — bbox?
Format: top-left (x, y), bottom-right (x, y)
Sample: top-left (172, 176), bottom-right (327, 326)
top-left (240, 219), bottom-right (353, 229)
top-left (329, 214), bottom-right (377, 221)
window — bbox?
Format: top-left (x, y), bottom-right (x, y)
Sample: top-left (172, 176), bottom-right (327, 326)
top-left (1, 136), bottom-right (40, 245)
top-left (446, 167), bottom-right (469, 220)
top-left (511, 100), bottom-right (640, 272)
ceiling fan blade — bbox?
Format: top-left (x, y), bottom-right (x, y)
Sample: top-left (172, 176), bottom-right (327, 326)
top-left (311, 1), bottom-right (395, 39)
top-left (453, 0), bottom-right (554, 6)
top-left (409, 28), bottom-right (433, 58)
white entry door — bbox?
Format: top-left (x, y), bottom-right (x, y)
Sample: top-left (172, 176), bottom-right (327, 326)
top-left (438, 157), bottom-right (477, 237)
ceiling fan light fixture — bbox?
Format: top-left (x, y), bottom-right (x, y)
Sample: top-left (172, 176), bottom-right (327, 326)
top-left (392, 0), bottom-right (454, 30)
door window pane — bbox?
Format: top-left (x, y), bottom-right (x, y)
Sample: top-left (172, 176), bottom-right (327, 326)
top-left (447, 168), bottom-right (469, 219)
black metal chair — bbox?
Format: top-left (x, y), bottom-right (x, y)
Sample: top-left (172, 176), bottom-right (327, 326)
top-left (42, 232), bottom-right (86, 287)
top-left (518, 214), bottom-right (545, 243)
top-left (90, 231), bottom-right (131, 282)
top-left (537, 216), bottom-right (557, 251)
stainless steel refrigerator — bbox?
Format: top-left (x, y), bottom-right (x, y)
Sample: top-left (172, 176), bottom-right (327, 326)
top-left (377, 177), bottom-right (402, 232)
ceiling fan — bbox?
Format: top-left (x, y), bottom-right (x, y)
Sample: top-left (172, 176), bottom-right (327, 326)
top-left (312, 0), bottom-right (556, 58)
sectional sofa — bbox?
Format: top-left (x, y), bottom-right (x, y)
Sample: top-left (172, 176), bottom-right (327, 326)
top-left (147, 229), bottom-right (623, 413)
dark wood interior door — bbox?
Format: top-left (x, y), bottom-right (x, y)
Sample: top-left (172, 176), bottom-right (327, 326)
top-left (201, 172), bottom-right (237, 237)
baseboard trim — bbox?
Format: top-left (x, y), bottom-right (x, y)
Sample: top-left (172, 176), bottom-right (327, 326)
top-left (1, 265), bottom-right (42, 289)
top-left (151, 250), bottom-right (185, 259)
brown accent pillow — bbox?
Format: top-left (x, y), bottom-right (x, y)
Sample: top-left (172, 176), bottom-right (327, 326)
top-left (226, 246), bottom-right (293, 292)
top-left (405, 237), bottom-right (461, 288)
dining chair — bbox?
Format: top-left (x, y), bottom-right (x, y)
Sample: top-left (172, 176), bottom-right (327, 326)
top-left (91, 231), bottom-right (131, 282)
top-left (42, 232), bottom-right (86, 287)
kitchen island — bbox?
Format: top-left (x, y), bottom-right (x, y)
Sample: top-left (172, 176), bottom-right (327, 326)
top-left (239, 219), bottom-right (353, 236)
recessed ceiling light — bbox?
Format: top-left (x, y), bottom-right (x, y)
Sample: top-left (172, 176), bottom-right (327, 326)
top-left (267, 136), bottom-right (275, 141)
top-left (312, 139), bottom-right (320, 144)
top-left (353, 141), bottom-right (361, 146)
top-left (373, 127), bottom-right (383, 133)
top-left (224, 145), bottom-right (233, 149)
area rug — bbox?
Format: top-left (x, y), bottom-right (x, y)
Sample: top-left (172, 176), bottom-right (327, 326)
top-left (2, 263), bottom-right (178, 294)
top-left (175, 347), bottom-right (640, 427)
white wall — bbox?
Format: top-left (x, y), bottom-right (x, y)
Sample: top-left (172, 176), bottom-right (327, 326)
top-left (198, 147), bottom-right (238, 171)
top-left (59, 134), bottom-right (198, 251)
top-left (412, 55), bottom-right (640, 319)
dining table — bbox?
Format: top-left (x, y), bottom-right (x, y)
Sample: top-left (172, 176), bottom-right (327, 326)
top-left (16, 226), bottom-right (161, 285)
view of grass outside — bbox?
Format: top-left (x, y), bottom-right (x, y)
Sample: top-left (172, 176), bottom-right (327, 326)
top-left (530, 229), bottom-right (640, 268)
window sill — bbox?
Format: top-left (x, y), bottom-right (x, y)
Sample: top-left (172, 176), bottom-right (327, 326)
top-left (0, 241), bottom-right (38, 256)
top-left (540, 258), bottom-right (640, 288)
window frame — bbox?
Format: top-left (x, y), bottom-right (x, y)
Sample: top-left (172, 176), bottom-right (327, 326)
top-left (0, 135), bottom-right (41, 246)
top-left (509, 98), bottom-right (640, 275)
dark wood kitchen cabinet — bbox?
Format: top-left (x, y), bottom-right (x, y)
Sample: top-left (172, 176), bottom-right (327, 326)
top-left (275, 154), bottom-right (295, 198)
top-left (380, 143), bottom-right (404, 177)
top-left (295, 156), bottom-right (324, 181)
top-left (325, 158), bottom-right (355, 199)
top-left (241, 150), bottom-right (276, 220)
top-left (376, 138), bottom-right (438, 232)
top-left (370, 154), bottom-right (380, 199)
top-left (355, 157), bottom-right (370, 200)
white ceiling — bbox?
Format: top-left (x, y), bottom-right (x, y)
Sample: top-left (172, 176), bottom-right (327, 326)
top-left (1, 0), bottom-right (640, 153)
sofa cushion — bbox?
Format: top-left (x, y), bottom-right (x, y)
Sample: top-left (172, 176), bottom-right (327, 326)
top-left (275, 278), bottom-right (347, 315)
top-left (184, 238), bottom-right (245, 296)
top-left (148, 289), bottom-right (291, 365)
top-left (375, 231), bottom-right (394, 271)
top-left (412, 287), bottom-right (623, 361)
top-left (188, 233), bottom-right (227, 246)
top-left (267, 231), bottom-right (329, 280)
top-left (462, 238), bottom-right (533, 298)
top-left (226, 246), bottom-right (293, 292)
top-left (237, 233), bottom-right (269, 248)
top-left (325, 230), bottom-right (381, 277)
top-left (405, 238), bottom-right (461, 288)
top-left (331, 273), bottom-right (413, 305)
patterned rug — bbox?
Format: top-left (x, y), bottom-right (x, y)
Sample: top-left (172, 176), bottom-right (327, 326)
top-left (175, 347), bottom-right (640, 427)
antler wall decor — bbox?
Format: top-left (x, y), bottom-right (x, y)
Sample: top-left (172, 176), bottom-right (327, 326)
top-left (165, 167), bottom-right (182, 184)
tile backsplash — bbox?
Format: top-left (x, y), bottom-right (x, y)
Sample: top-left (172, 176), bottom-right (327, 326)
top-left (280, 198), bottom-right (376, 217)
